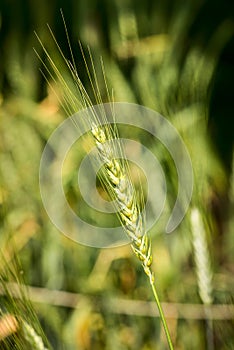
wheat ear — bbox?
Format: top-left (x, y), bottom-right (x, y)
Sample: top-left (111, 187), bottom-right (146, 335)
top-left (0, 313), bottom-right (48, 350)
top-left (91, 124), bottom-right (153, 280)
top-left (190, 207), bottom-right (214, 350)
top-left (21, 320), bottom-right (49, 350)
top-left (0, 255), bottom-right (51, 350)
top-left (91, 123), bottom-right (173, 349)
top-left (35, 21), bottom-right (174, 349)
top-left (190, 207), bottom-right (213, 305)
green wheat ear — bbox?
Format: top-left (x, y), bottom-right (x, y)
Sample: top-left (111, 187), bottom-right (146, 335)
top-left (35, 15), bottom-right (174, 349)
top-left (91, 124), bottom-right (154, 282)
top-left (190, 207), bottom-right (214, 350)
top-left (0, 257), bottom-right (50, 349)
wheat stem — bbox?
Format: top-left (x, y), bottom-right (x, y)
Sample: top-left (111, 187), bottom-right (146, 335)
top-left (150, 281), bottom-right (174, 350)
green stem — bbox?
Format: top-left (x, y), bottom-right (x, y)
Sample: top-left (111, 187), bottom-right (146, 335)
top-left (150, 279), bottom-right (174, 350)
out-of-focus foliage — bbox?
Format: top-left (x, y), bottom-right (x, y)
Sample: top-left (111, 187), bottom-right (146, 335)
top-left (0, 0), bottom-right (233, 349)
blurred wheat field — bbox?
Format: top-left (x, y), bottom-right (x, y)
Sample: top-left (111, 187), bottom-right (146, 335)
top-left (0, 1), bottom-right (234, 349)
